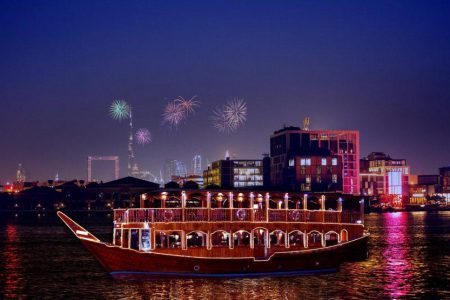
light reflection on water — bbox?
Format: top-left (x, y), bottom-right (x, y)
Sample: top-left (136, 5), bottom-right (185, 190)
top-left (0, 211), bottom-right (448, 299)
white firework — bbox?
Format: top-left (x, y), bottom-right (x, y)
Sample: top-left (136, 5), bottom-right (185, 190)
top-left (175, 95), bottom-right (200, 115)
top-left (224, 98), bottom-right (247, 128)
top-left (211, 98), bottom-right (247, 133)
top-left (210, 107), bottom-right (230, 133)
top-left (162, 100), bottom-right (184, 128)
top-left (135, 128), bottom-right (151, 145)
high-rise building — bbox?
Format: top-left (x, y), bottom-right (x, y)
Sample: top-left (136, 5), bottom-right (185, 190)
top-left (192, 155), bottom-right (202, 176)
top-left (360, 152), bottom-right (410, 207)
top-left (270, 126), bottom-right (359, 194)
top-left (16, 163), bottom-right (26, 183)
top-left (203, 158), bottom-right (263, 188)
top-left (164, 160), bottom-right (187, 183)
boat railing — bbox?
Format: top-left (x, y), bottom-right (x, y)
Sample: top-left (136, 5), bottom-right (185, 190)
top-left (114, 208), bottom-right (363, 225)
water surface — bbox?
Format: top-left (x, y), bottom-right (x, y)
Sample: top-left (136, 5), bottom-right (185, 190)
top-left (0, 211), bottom-right (448, 299)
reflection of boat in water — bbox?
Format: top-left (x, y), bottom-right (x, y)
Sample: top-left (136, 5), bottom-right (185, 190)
top-left (58, 190), bottom-right (369, 277)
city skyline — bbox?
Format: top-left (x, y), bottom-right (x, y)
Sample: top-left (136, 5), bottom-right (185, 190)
top-left (1, 1), bottom-right (450, 182)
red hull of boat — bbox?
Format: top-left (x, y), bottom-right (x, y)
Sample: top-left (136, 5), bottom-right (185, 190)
top-left (58, 212), bottom-right (369, 277)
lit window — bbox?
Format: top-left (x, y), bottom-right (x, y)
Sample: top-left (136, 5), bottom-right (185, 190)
top-left (332, 158), bottom-right (338, 166)
top-left (306, 158), bottom-right (311, 166)
top-left (321, 158), bottom-right (327, 166)
top-left (306, 176), bottom-right (311, 183)
top-left (300, 159), bottom-right (306, 166)
top-left (332, 174), bottom-right (338, 183)
top-left (289, 159), bottom-right (295, 167)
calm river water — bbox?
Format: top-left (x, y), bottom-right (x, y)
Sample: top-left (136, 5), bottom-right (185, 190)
top-left (0, 211), bottom-right (448, 299)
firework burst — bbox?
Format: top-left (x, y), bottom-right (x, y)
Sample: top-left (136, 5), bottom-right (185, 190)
top-left (211, 98), bottom-right (247, 133)
top-left (210, 107), bottom-right (230, 133)
top-left (162, 100), bottom-right (185, 128)
top-left (110, 100), bottom-right (130, 121)
top-left (224, 98), bottom-right (247, 128)
top-left (135, 128), bottom-right (151, 145)
top-left (175, 95), bottom-right (200, 115)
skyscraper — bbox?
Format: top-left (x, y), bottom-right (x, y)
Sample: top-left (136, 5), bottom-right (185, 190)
top-left (192, 155), bottom-right (202, 176)
top-left (16, 163), bottom-right (26, 183)
top-left (164, 160), bottom-right (187, 182)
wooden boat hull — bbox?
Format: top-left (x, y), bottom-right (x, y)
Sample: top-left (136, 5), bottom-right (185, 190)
top-left (58, 212), bottom-right (369, 277)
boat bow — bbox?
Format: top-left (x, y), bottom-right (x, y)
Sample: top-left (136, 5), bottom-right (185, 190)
top-left (57, 211), bottom-right (100, 242)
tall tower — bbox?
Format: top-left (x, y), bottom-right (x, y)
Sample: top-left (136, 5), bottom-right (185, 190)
top-left (192, 155), bottom-right (202, 176)
top-left (128, 110), bottom-right (135, 175)
top-left (16, 163), bottom-right (26, 183)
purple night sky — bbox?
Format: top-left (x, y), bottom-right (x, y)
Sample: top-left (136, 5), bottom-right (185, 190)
top-left (1, 1), bottom-right (449, 182)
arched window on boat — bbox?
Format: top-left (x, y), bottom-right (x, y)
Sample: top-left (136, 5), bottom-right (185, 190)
top-left (340, 229), bottom-right (348, 242)
top-left (307, 230), bottom-right (323, 248)
top-left (211, 230), bottom-right (230, 247)
top-left (165, 196), bottom-right (182, 208)
top-left (269, 198), bottom-right (286, 209)
top-left (186, 196), bottom-right (203, 208)
top-left (288, 230), bottom-right (304, 248)
top-left (211, 193), bottom-right (228, 208)
top-left (325, 231), bottom-right (339, 246)
top-left (269, 230), bottom-right (286, 247)
top-left (233, 193), bottom-right (249, 208)
top-left (233, 230), bottom-right (251, 247)
top-left (307, 195), bottom-right (321, 210)
top-left (186, 231), bottom-right (207, 248)
top-left (289, 195), bottom-right (302, 209)
top-left (252, 228), bottom-right (268, 248)
top-left (155, 231), bottom-right (182, 249)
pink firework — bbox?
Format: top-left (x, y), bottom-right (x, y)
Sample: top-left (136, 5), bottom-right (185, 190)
top-left (175, 95), bottom-right (200, 115)
top-left (162, 101), bottom-right (184, 128)
top-left (135, 128), bottom-right (151, 145)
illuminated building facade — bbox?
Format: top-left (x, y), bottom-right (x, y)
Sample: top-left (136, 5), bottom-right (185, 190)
top-left (360, 152), bottom-right (410, 207)
top-left (203, 158), bottom-right (263, 188)
top-left (270, 126), bottom-right (359, 194)
top-left (440, 166), bottom-right (450, 193)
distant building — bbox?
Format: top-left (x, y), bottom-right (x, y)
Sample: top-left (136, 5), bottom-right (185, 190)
top-left (192, 155), bottom-right (202, 176)
top-left (171, 174), bottom-right (204, 188)
top-left (164, 160), bottom-right (187, 183)
top-left (418, 175), bottom-right (441, 195)
top-left (203, 158), bottom-right (263, 189)
top-left (269, 126), bottom-right (358, 194)
top-left (439, 166), bottom-right (450, 193)
top-left (360, 152), bottom-right (410, 207)
top-left (16, 163), bottom-right (26, 183)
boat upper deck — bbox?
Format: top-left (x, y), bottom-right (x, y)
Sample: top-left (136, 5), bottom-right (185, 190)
top-left (113, 190), bottom-right (364, 226)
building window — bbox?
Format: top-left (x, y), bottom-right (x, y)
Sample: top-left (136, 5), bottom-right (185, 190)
top-left (321, 158), bottom-right (327, 166)
top-left (316, 166), bottom-right (321, 174)
top-left (288, 159), bottom-right (295, 167)
top-left (332, 174), bottom-right (337, 183)
top-left (332, 158), bottom-right (337, 166)
top-left (306, 158), bottom-right (311, 166)
top-left (306, 176), bottom-right (311, 183)
top-left (316, 175), bottom-right (321, 183)
top-left (300, 159), bottom-right (306, 166)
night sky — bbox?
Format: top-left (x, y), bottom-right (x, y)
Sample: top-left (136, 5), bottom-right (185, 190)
top-left (1, 1), bottom-right (450, 182)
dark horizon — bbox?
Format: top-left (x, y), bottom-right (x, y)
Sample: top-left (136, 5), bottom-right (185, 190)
top-left (1, 1), bottom-right (450, 182)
